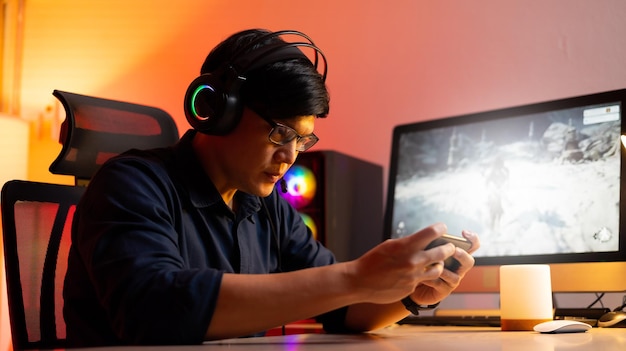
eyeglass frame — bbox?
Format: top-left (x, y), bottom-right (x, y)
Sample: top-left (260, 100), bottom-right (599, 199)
top-left (255, 112), bottom-right (319, 152)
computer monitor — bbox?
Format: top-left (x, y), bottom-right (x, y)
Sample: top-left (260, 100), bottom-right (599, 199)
top-left (384, 89), bottom-right (626, 293)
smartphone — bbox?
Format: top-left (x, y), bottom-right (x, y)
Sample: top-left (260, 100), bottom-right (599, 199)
top-left (425, 234), bottom-right (472, 272)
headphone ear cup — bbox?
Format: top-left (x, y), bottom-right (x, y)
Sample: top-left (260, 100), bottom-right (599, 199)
top-left (184, 72), bottom-right (244, 135)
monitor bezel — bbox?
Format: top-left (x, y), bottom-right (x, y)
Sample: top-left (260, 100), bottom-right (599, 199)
top-left (383, 88), bottom-right (626, 267)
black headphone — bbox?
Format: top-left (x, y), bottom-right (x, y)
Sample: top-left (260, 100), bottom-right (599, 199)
top-left (184, 30), bottom-right (328, 135)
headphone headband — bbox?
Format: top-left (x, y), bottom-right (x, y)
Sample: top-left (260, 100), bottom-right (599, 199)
top-left (184, 30), bottom-right (327, 135)
top-left (227, 30), bottom-right (327, 81)
top-left (231, 42), bottom-right (327, 82)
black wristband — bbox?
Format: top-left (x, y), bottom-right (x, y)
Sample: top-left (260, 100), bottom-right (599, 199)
top-left (401, 296), bottom-right (440, 315)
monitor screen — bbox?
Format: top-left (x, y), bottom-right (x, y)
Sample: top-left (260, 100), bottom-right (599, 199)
top-left (384, 89), bottom-right (626, 292)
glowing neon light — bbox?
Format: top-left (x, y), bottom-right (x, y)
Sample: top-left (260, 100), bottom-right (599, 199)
top-left (279, 165), bottom-right (316, 209)
top-left (299, 213), bottom-right (318, 240)
top-left (191, 85), bottom-right (213, 119)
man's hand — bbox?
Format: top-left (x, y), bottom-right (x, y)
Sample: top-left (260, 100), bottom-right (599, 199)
top-left (346, 223), bottom-right (466, 305)
top-left (410, 229), bottom-right (480, 305)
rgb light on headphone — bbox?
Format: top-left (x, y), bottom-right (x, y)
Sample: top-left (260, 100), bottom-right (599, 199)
top-left (190, 84), bottom-right (214, 120)
top-left (279, 165), bottom-right (316, 209)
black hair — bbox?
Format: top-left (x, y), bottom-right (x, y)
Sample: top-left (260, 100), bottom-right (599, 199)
top-left (200, 29), bottom-right (330, 120)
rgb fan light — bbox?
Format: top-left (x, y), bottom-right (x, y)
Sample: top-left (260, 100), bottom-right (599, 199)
top-left (299, 213), bottom-right (318, 240)
top-left (280, 165), bottom-right (317, 209)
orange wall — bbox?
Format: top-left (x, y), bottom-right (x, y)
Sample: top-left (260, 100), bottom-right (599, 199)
top-left (19, 0), bottom-right (626, 184)
top-left (3, 0), bottom-right (626, 349)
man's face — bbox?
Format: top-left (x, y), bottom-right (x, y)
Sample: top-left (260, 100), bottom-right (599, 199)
top-left (212, 108), bottom-right (316, 197)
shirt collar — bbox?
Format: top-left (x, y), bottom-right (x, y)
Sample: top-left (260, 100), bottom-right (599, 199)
top-left (172, 129), bottom-right (262, 216)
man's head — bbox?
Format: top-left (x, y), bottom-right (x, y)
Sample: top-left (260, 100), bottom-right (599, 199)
top-left (187, 29), bottom-right (330, 200)
top-left (184, 29), bottom-right (329, 135)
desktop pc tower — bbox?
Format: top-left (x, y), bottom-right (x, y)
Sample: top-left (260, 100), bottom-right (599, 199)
top-left (278, 150), bottom-right (383, 262)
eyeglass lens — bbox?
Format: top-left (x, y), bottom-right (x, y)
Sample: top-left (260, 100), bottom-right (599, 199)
top-left (269, 124), bottom-right (318, 152)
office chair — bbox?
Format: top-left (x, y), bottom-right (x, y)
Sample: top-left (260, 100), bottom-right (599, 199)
top-left (1, 181), bottom-right (84, 350)
top-left (50, 90), bottom-right (180, 186)
top-left (2, 91), bottom-right (179, 349)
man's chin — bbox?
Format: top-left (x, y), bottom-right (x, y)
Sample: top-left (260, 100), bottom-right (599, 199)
top-left (256, 184), bottom-right (276, 198)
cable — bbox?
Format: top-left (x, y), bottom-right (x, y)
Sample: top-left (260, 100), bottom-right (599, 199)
top-left (261, 198), bottom-right (282, 273)
top-left (613, 295), bottom-right (626, 312)
top-left (586, 293), bottom-right (605, 309)
top-left (261, 196), bottom-right (285, 335)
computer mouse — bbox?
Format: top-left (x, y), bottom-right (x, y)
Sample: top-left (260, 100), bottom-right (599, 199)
top-left (533, 320), bottom-right (592, 334)
top-left (597, 311), bottom-right (626, 328)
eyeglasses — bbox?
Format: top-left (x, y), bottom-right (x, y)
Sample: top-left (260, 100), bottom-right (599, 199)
top-left (257, 114), bottom-right (319, 152)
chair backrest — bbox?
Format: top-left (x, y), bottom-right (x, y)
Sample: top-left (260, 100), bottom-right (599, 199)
top-left (2, 180), bottom-right (84, 350)
top-left (50, 90), bottom-right (180, 185)
top-left (2, 90), bottom-right (179, 349)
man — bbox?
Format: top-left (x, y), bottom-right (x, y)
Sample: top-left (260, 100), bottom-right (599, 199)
top-left (63, 28), bottom-right (480, 346)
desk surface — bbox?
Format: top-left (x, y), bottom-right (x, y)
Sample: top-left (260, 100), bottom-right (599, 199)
top-left (73, 325), bottom-right (626, 351)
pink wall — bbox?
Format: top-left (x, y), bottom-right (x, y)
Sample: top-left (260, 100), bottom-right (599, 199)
top-left (20, 0), bottom-right (626, 184)
top-left (3, 0), bottom-right (626, 349)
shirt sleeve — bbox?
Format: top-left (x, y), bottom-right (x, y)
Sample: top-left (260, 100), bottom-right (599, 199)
top-left (263, 191), bottom-right (351, 331)
top-left (70, 155), bottom-right (219, 345)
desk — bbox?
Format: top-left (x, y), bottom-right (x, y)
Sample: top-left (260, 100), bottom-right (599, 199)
top-left (73, 325), bottom-right (626, 351)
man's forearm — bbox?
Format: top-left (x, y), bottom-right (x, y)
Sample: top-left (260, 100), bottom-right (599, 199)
top-left (205, 262), bottom-right (357, 340)
top-left (343, 301), bottom-right (409, 332)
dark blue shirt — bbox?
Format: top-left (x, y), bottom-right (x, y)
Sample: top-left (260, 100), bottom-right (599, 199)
top-left (63, 130), bottom-right (344, 346)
